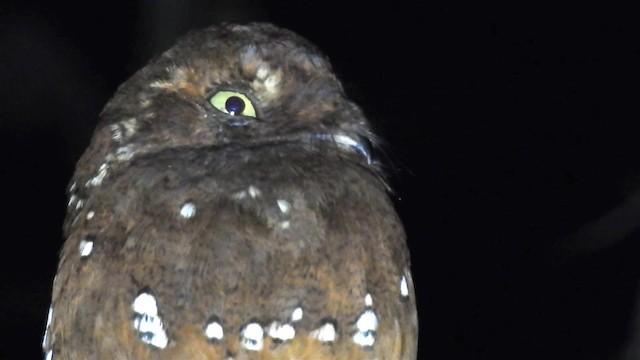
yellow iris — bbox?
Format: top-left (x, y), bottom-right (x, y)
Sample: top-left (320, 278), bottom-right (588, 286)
top-left (209, 91), bottom-right (257, 117)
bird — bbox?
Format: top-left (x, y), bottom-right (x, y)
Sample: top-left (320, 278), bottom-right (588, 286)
top-left (43, 23), bottom-right (417, 359)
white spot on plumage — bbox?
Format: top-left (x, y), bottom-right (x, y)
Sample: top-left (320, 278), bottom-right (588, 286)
top-left (356, 310), bottom-right (378, 331)
top-left (86, 211), bottom-right (95, 220)
top-left (75, 199), bottom-right (84, 210)
top-left (309, 322), bottom-right (336, 343)
top-left (179, 202), bottom-right (196, 218)
top-left (267, 322), bottom-right (295, 342)
top-left (109, 123), bottom-right (123, 142)
top-left (233, 186), bottom-right (261, 200)
top-left (353, 330), bottom-right (375, 347)
top-left (353, 310), bottom-right (378, 347)
top-left (204, 321), bottom-right (224, 341)
top-left (116, 145), bottom-right (135, 162)
top-left (68, 195), bottom-right (77, 207)
top-left (69, 182), bottom-right (77, 192)
top-left (44, 350), bottom-right (53, 360)
top-left (279, 221), bottom-right (290, 229)
top-left (121, 118), bottom-right (137, 137)
top-left (400, 275), bottom-right (409, 297)
top-left (240, 322), bottom-right (264, 351)
top-left (133, 293), bottom-right (158, 316)
top-left (87, 163), bottom-right (108, 187)
top-left (264, 74), bottom-right (280, 93)
top-left (364, 293), bottom-right (373, 307)
top-left (109, 118), bottom-right (137, 144)
top-left (248, 186), bottom-right (261, 198)
top-left (150, 80), bottom-right (172, 89)
top-left (132, 292), bottom-right (169, 349)
top-left (232, 190), bottom-right (247, 200)
top-left (79, 238), bottom-right (94, 258)
top-left (133, 314), bottom-right (168, 349)
top-left (291, 307), bottom-right (303, 322)
top-left (256, 64), bottom-right (269, 79)
top-left (277, 199), bottom-right (290, 213)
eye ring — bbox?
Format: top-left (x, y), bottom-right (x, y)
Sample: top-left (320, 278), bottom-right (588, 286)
top-left (209, 90), bottom-right (257, 118)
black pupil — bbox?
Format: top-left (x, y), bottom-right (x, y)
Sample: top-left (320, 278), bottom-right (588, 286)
top-left (225, 96), bottom-right (245, 115)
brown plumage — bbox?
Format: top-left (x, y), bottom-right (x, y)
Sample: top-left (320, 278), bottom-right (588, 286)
top-left (44, 23), bottom-right (417, 359)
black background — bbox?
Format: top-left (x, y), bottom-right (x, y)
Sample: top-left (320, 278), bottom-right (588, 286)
top-left (1, 2), bottom-right (639, 359)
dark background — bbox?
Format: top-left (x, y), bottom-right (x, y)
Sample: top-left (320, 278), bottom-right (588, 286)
top-left (1, 2), bottom-right (639, 359)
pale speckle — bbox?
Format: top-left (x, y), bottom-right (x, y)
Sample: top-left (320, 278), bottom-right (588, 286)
top-left (109, 123), bottom-right (123, 142)
top-left (79, 238), bottom-right (94, 258)
top-left (267, 322), bottom-right (295, 342)
top-left (279, 221), bottom-right (290, 229)
top-left (264, 74), bottom-right (280, 94)
top-left (291, 307), bottom-right (303, 322)
top-left (45, 350), bottom-right (53, 360)
top-left (140, 99), bottom-right (152, 108)
top-left (87, 163), bottom-right (108, 187)
top-left (400, 275), bottom-right (409, 297)
top-left (150, 80), bottom-right (172, 89)
top-left (256, 64), bottom-right (269, 79)
top-left (69, 182), bottom-right (77, 193)
top-left (240, 322), bottom-right (264, 351)
top-left (108, 118), bottom-right (136, 144)
top-left (204, 321), bottom-right (224, 341)
top-left (42, 306), bottom-right (53, 349)
top-left (353, 310), bottom-right (378, 348)
top-left (68, 195), bottom-right (77, 207)
top-left (116, 145), bottom-right (135, 162)
top-left (248, 186), bottom-right (261, 198)
top-left (86, 211), bottom-right (95, 220)
top-left (132, 292), bottom-right (169, 349)
top-left (364, 293), bottom-right (373, 307)
top-left (309, 323), bottom-right (336, 343)
top-left (233, 186), bottom-right (262, 200)
top-left (276, 199), bottom-right (291, 214)
top-left (121, 118), bottom-right (137, 137)
top-left (232, 190), bottom-right (247, 200)
top-left (179, 202), bottom-right (196, 218)
top-left (75, 199), bottom-right (84, 210)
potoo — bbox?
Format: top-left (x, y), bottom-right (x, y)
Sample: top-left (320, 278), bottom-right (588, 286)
top-left (43, 23), bottom-right (417, 359)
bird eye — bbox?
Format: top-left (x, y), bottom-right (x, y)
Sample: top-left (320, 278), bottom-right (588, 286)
top-left (209, 91), bottom-right (257, 118)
